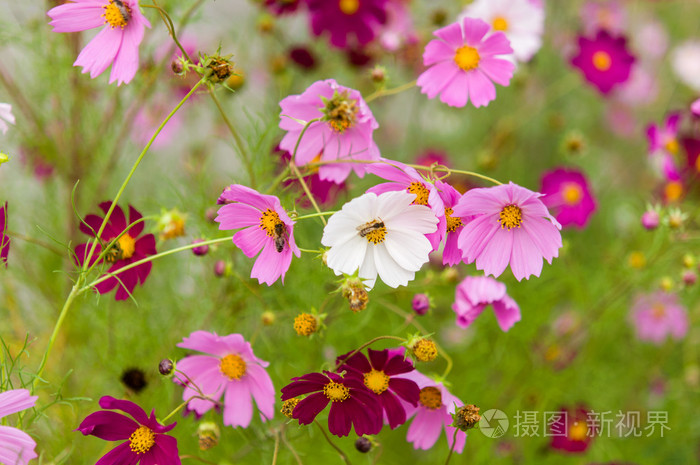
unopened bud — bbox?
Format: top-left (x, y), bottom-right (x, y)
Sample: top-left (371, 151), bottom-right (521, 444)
top-left (171, 59), bottom-right (184, 75)
top-left (411, 293), bottom-right (430, 315)
top-left (453, 404), bottom-right (481, 432)
top-left (158, 359), bottom-right (174, 376)
top-left (410, 338), bottom-right (438, 362)
top-left (214, 260), bottom-right (227, 277)
top-left (355, 437), bottom-right (372, 453)
top-left (660, 276), bottom-right (674, 292)
top-left (192, 239), bottom-right (209, 256)
top-left (641, 210), bottom-right (659, 230)
top-left (261, 311), bottom-right (276, 326)
top-left (682, 270), bottom-right (697, 286)
top-left (341, 278), bottom-right (369, 313)
top-left (370, 65), bottom-right (386, 84)
top-left (197, 422), bottom-right (220, 450)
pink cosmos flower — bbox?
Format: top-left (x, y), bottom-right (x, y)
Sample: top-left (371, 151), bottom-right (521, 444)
top-left (278, 79), bottom-right (380, 184)
top-left (307, 0), bottom-right (388, 49)
top-left (77, 396), bottom-right (180, 464)
top-left (276, 145), bottom-right (347, 207)
top-left (216, 185), bottom-right (300, 286)
top-left (540, 168), bottom-right (597, 228)
top-left (435, 180), bottom-right (471, 266)
top-left (417, 17), bottom-right (515, 108)
top-left (1, 202), bottom-right (9, 267)
top-left (396, 369), bottom-right (467, 453)
top-left (75, 202), bottom-right (157, 301)
top-left (630, 291), bottom-right (688, 344)
top-left (646, 113), bottom-right (682, 181)
top-left (174, 331), bottom-right (275, 428)
top-left (378, 0), bottom-right (418, 52)
top-left (0, 389), bottom-right (38, 465)
top-left (682, 136), bottom-right (700, 176)
top-left (366, 160), bottom-right (445, 250)
top-left (580, 1), bottom-right (626, 35)
top-left (571, 30), bottom-right (635, 95)
top-left (452, 275), bottom-right (521, 331)
top-left (692, 98), bottom-right (700, 117)
top-left (549, 406), bottom-right (593, 453)
top-left (131, 100), bottom-right (183, 150)
top-left (0, 103), bottom-right (15, 134)
top-left (265, 0), bottom-right (303, 16)
top-left (453, 182), bottom-right (562, 281)
top-left (47, 0), bottom-right (151, 85)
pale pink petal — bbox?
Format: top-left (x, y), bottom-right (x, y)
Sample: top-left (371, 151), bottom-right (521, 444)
top-left (509, 227), bottom-right (543, 280)
top-left (231, 226), bottom-right (266, 258)
top-left (433, 22), bottom-right (465, 48)
top-left (521, 216), bottom-right (562, 263)
top-left (216, 203), bottom-right (260, 230)
top-left (223, 382), bottom-right (253, 428)
top-left (0, 425), bottom-right (38, 465)
top-left (109, 23), bottom-right (141, 85)
top-left (74, 26), bottom-right (122, 78)
top-left (462, 17), bottom-right (490, 45)
top-left (475, 227), bottom-right (513, 277)
top-left (479, 57), bottom-right (515, 86)
top-left (466, 70), bottom-right (496, 108)
top-left (250, 239), bottom-right (291, 285)
top-left (47, 1), bottom-right (105, 32)
top-left (423, 39), bottom-right (456, 66)
top-left (177, 330), bottom-right (229, 356)
top-left (0, 390), bottom-right (37, 419)
top-left (245, 364), bottom-right (276, 421)
top-left (458, 214), bottom-right (499, 264)
top-left (407, 409), bottom-right (444, 450)
top-left (417, 62), bottom-right (460, 99)
top-left (477, 31), bottom-right (513, 57)
top-left (439, 71), bottom-right (470, 107)
top-left (492, 295), bottom-right (521, 331)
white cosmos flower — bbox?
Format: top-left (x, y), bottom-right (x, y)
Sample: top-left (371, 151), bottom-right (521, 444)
top-left (321, 191), bottom-right (438, 289)
top-left (0, 103), bottom-right (15, 135)
top-left (459, 0), bottom-right (544, 63)
top-left (671, 41), bottom-right (700, 92)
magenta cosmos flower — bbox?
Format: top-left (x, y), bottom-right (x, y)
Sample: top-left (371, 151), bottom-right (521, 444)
top-left (265, 0), bottom-right (303, 16)
top-left (571, 30), bottom-right (635, 95)
top-left (1, 202), bottom-right (9, 267)
top-left (77, 396), bottom-right (180, 464)
top-left (540, 168), bottom-right (597, 228)
top-left (453, 182), bottom-right (562, 281)
top-left (435, 180), bottom-right (471, 266)
top-left (452, 275), bottom-right (520, 331)
top-left (174, 331), bottom-right (275, 428)
top-left (417, 17), bottom-right (515, 108)
top-left (279, 79), bottom-right (380, 184)
top-left (307, 0), bottom-right (388, 49)
top-left (629, 291), bottom-right (688, 344)
top-left (337, 348), bottom-right (420, 429)
top-left (281, 370), bottom-right (382, 437)
top-left (75, 202), bottom-right (156, 301)
top-left (0, 389), bottom-right (38, 465)
top-left (549, 406), bottom-right (593, 453)
top-left (366, 160), bottom-right (445, 250)
top-left (47, 0), bottom-right (151, 85)
top-left (395, 369), bottom-right (467, 453)
top-left (646, 113), bottom-right (682, 181)
top-left (216, 184), bottom-right (300, 286)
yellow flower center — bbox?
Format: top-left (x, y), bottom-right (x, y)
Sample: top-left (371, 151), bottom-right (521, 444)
top-left (129, 425), bottom-right (155, 454)
top-left (562, 183), bottom-right (583, 205)
top-left (103, 0), bottom-right (131, 29)
top-left (627, 251), bottom-right (646, 269)
top-left (695, 156), bottom-right (700, 173)
top-left (293, 313), bottom-right (318, 336)
top-left (339, 0), bottom-right (359, 15)
top-left (356, 219), bottom-right (387, 245)
top-left (651, 303), bottom-right (666, 320)
top-left (363, 369), bottom-right (390, 395)
top-left (492, 16), bottom-right (508, 31)
top-left (324, 91), bottom-right (359, 133)
top-left (106, 234), bottom-right (136, 262)
top-left (454, 45), bottom-right (481, 71)
top-left (259, 209), bottom-right (284, 237)
top-left (499, 204), bottom-right (522, 229)
top-left (418, 386), bottom-right (442, 410)
top-left (592, 51), bottom-right (612, 71)
top-left (281, 398), bottom-right (301, 418)
top-left (220, 354), bottom-right (246, 380)
top-left (664, 138), bottom-right (679, 155)
top-left (323, 381), bottom-right (350, 402)
top-left (445, 207), bottom-right (463, 233)
top-left (568, 421), bottom-right (589, 441)
top-left (664, 181), bottom-right (683, 202)
top-left (407, 181), bottom-right (430, 206)
top-left (412, 339), bottom-right (438, 362)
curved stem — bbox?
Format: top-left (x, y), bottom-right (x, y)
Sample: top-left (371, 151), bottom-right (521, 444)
top-left (160, 399), bottom-right (190, 424)
top-left (294, 211), bottom-right (336, 221)
top-left (313, 421), bottom-right (352, 465)
top-left (365, 80), bottom-right (417, 103)
top-left (408, 163), bottom-right (502, 186)
top-left (142, 2), bottom-right (191, 62)
top-left (289, 162), bottom-right (326, 226)
top-left (444, 428), bottom-right (459, 465)
top-left (6, 231), bottom-right (63, 255)
top-left (335, 335), bottom-right (406, 369)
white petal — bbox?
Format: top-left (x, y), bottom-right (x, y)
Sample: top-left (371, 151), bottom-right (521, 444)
top-left (373, 244), bottom-right (415, 288)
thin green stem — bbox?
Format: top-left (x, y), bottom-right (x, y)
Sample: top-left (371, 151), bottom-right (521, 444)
top-left (160, 400), bottom-right (191, 424)
top-left (265, 166), bottom-right (291, 195)
top-left (290, 162), bottom-right (326, 226)
top-left (294, 211), bottom-right (336, 221)
top-left (142, 2), bottom-right (191, 62)
top-left (335, 335), bottom-right (406, 369)
top-left (365, 80), bottom-right (417, 103)
top-left (444, 428), bottom-right (459, 465)
top-left (209, 89), bottom-right (256, 187)
top-left (6, 231), bottom-right (63, 256)
top-left (313, 421), bottom-right (352, 465)
top-left (271, 429), bottom-right (280, 465)
top-left (408, 163), bottom-right (503, 186)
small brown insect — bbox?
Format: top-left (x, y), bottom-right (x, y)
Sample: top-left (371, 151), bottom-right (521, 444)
top-left (356, 220), bottom-right (384, 238)
top-left (273, 222), bottom-right (287, 253)
top-left (113, 0), bottom-right (132, 23)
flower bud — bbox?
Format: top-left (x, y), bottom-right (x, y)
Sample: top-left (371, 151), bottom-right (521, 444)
top-left (411, 293), bottom-right (430, 315)
top-left (157, 208), bottom-right (186, 240)
top-left (355, 437), bottom-right (372, 453)
top-left (214, 260), bottom-right (227, 277)
top-left (261, 311), bottom-right (276, 326)
top-left (453, 404), bottom-right (481, 432)
top-left (197, 422), bottom-right (220, 450)
top-left (158, 359), bottom-right (175, 376)
top-left (192, 239), bottom-right (209, 256)
top-left (340, 278), bottom-right (369, 312)
top-left (370, 65), bottom-right (387, 84)
top-left (121, 368), bottom-right (147, 393)
top-left (409, 337), bottom-right (438, 362)
top-left (682, 270), bottom-right (697, 286)
top-left (641, 210), bottom-right (659, 230)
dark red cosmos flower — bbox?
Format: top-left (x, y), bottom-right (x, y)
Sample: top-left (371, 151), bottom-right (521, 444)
top-left (571, 29), bottom-right (635, 94)
top-left (681, 136), bottom-right (700, 176)
top-left (1, 202), bottom-right (9, 267)
top-left (281, 370), bottom-right (382, 437)
top-left (550, 406), bottom-right (593, 453)
top-left (264, 0), bottom-right (303, 16)
top-left (337, 348), bottom-right (419, 429)
top-left (77, 396), bottom-right (180, 464)
top-left (75, 202), bottom-right (156, 301)
top-left (307, 0), bottom-right (388, 49)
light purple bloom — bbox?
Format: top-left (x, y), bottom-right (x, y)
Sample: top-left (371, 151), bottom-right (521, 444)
top-left (278, 79), bottom-right (380, 183)
top-left (215, 185), bottom-right (300, 286)
top-left (646, 113), bottom-right (682, 181)
top-left (630, 291), bottom-right (688, 345)
top-left (580, 1), bottom-right (626, 35)
top-left (435, 180), bottom-right (471, 266)
top-left (692, 98), bottom-right (700, 117)
top-left (0, 389), bottom-right (38, 465)
top-left (175, 331), bottom-right (276, 428)
top-left (0, 103), bottom-right (15, 134)
top-left (47, 0), bottom-right (151, 85)
top-left (417, 17), bottom-right (515, 108)
top-left (540, 168), bottom-right (597, 229)
top-left (453, 182), bottom-right (562, 281)
top-left (452, 275), bottom-right (520, 331)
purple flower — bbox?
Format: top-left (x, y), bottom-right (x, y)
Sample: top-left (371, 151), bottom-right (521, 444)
top-left (337, 348), bottom-right (420, 429)
top-left (640, 209), bottom-right (660, 230)
top-left (278, 79), bottom-right (380, 183)
top-left (571, 30), bottom-right (635, 95)
top-left (280, 370), bottom-right (383, 437)
top-left (452, 275), bottom-right (520, 331)
top-left (412, 294), bottom-right (430, 315)
top-left (549, 406), bottom-right (593, 453)
top-left (630, 291), bottom-right (688, 344)
top-left (417, 17), bottom-right (515, 108)
top-left (307, 0), bottom-right (388, 49)
top-left (76, 396), bottom-right (180, 464)
top-left (540, 168), bottom-right (597, 229)
top-left (646, 113), bottom-right (682, 181)
top-left (0, 389), bottom-right (38, 465)
top-left (174, 331), bottom-right (275, 428)
top-left (453, 182), bottom-right (562, 281)
top-left (47, 0), bottom-right (151, 85)
top-left (1, 202), bottom-right (9, 267)
top-left (215, 185), bottom-right (300, 286)
top-left (435, 180), bottom-right (471, 266)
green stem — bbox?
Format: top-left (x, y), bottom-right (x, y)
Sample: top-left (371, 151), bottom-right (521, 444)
top-left (314, 421), bottom-right (352, 465)
top-left (335, 335), bottom-right (406, 369)
top-left (365, 80), bottom-right (417, 103)
top-left (6, 231), bottom-right (63, 256)
top-left (160, 400), bottom-right (190, 424)
top-left (294, 211), bottom-right (336, 221)
top-left (142, 2), bottom-right (191, 62)
top-left (408, 163), bottom-right (503, 186)
top-left (444, 428), bottom-right (459, 465)
top-left (271, 429), bottom-right (280, 465)
top-left (209, 89), bottom-right (256, 187)
top-left (265, 166), bottom-right (291, 195)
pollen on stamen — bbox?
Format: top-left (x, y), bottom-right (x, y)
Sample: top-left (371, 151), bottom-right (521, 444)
top-left (259, 209), bottom-right (283, 236)
top-left (102, 1), bottom-right (131, 29)
top-left (445, 207), bottom-right (463, 233)
top-left (499, 204), bottom-right (523, 229)
top-left (323, 381), bottom-right (350, 402)
top-left (407, 182), bottom-right (430, 206)
top-left (220, 354), bottom-right (247, 380)
top-left (418, 386), bottom-right (442, 410)
top-left (363, 369), bottom-right (389, 395)
top-left (129, 425), bottom-right (155, 454)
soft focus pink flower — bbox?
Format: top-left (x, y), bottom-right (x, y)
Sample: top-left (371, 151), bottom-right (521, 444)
top-left (278, 79), bottom-right (380, 183)
top-left (580, 1), bottom-right (626, 35)
top-left (175, 331), bottom-right (275, 428)
top-left (571, 30), bottom-right (635, 95)
top-left (1, 202), bottom-right (9, 267)
top-left (453, 182), bottom-right (562, 281)
top-left (631, 20), bottom-right (668, 62)
top-left (47, 0), bottom-right (151, 85)
top-left (417, 17), bottom-right (515, 108)
top-left (0, 389), bottom-right (38, 465)
top-left (549, 406), bottom-right (594, 453)
top-left (692, 99), bottom-right (700, 117)
top-left (640, 208), bottom-right (660, 230)
top-left (216, 185), bottom-right (300, 286)
top-left (396, 369), bottom-right (467, 453)
top-left (131, 101), bottom-right (183, 149)
top-left (452, 275), bottom-right (521, 331)
top-left (378, 0), bottom-right (417, 52)
top-left (307, 0), bottom-right (388, 49)
top-left (630, 291), bottom-right (688, 344)
top-left (615, 65), bottom-right (658, 106)
top-left (646, 113), bottom-right (682, 181)
top-left (435, 180), bottom-right (471, 266)
top-left (540, 168), bottom-right (597, 228)
top-left (0, 103), bottom-right (15, 134)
